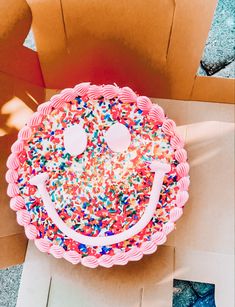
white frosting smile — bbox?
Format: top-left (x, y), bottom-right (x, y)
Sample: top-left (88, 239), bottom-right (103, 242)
top-left (30, 161), bottom-right (170, 246)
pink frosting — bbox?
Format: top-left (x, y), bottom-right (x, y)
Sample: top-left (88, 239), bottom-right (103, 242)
top-left (176, 162), bottom-right (190, 178)
top-left (11, 140), bottom-right (24, 153)
top-left (119, 86), bottom-right (137, 103)
top-left (18, 126), bottom-right (32, 141)
top-left (98, 255), bottom-right (114, 268)
top-left (126, 247), bottom-right (143, 261)
top-left (50, 94), bottom-right (64, 109)
top-left (152, 231), bottom-right (166, 245)
top-left (177, 176), bottom-right (190, 191)
top-left (28, 112), bottom-right (44, 127)
top-left (37, 101), bottom-right (52, 115)
top-left (5, 169), bottom-right (18, 183)
top-left (74, 82), bottom-right (90, 97)
top-left (6, 153), bottom-right (20, 170)
top-left (10, 196), bottom-right (25, 211)
top-left (113, 253), bottom-right (128, 265)
top-left (87, 85), bottom-right (102, 100)
top-left (60, 88), bottom-right (77, 102)
top-left (175, 148), bottom-right (187, 163)
top-left (7, 183), bottom-right (19, 197)
top-left (35, 238), bottom-right (51, 253)
top-left (162, 222), bottom-right (175, 235)
top-left (49, 245), bottom-right (65, 258)
top-left (16, 209), bottom-right (31, 226)
top-left (102, 84), bottom-right (120, 99)
top-left (162, 119), bottom-right (176, 136)
top-left (81, 256), bottom-right (99, 268)
top-left (136, 96), bottom-right (153, 112)
top-left (141, 240), bottom-right (157, 254)
top-left (170, 207), bottom-right (183, 222)
top-left (170, 134), bottom-right (185, 150)
top-left (176, 191), bottom-right (189, 208)
top-left (63, 251), bottom-right (81, 265)
top-left (149, 105), bottom-right (165, 123)
top-left (25, 224), bottom-right (38, 239)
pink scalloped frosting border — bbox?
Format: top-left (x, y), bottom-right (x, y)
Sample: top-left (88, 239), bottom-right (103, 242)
top-left (6, 82), bottom-right (190, 268)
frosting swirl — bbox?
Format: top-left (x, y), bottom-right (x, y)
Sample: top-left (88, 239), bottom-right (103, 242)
top-left (87, 85), bottom-right (102, 100)
top-left (126, 247), bottom-right (143, 261)
top-left (50, 94), bottom-right (64, 109)
top-left (10, 196), bottom-right (25, 211)
top-left (162, 221), bottom-right (175, 235)
top-left (6, 153), bottom-right (20, 170)
top-left (16, 209), bottom-right (31, 226)
top-left (170, 134), bottom-right (184, 150)
top-left (170, 207), bottom-right (183, 222)
top-left (28, 112), bottom-right (44, 127)
top-left (149, 105), bottom-right (165, 123)
top-left (81, 256), bottom-right (98, 268)
top-left (175, 148), bottom-right (187, 163)
top-left (37, 101), bottom-right (52, 115)
top-left (137, 96), bottom-right (152, 112)
top-left (35, 238), bottom-right (51, 253)
top-left (11, 140), bottom-right (24, 153)
top-left (63, 251), bottom-right (81, 264)
top-left (49, 245), bottom-right (65, 258)
top-left (119, 86), bottom-right (137, 103)
top-left (25, 224), bottom-right (38, 239)
top-left (98, 255), bottom-right (114, 268)
top-left (102, 84), bottom-right (120, 99)
top-left (5, 169), bottom-right (18, 183)
top-left (7, 183), bottom-right (19, 197)
top-left (176, 162), bottom-right (190, 178)
top-left (18, 126), bottom-right (32, 141)
top-left (176, 191), bottom-right (189, 207)
top-left (162, 119), bottom-right (176, 136)
top-left (113, 252), bottom-right (128, 265)
top-left (152, 231), bottom-right (167, 245)
top-left (60, 88), bottom-right (77, 102)
top-left (141, 240), bottom-right (157, 254)
top-left (177, 176), bottom-right (190, 191)
top-left (74, 82), bottom-right (90, 96)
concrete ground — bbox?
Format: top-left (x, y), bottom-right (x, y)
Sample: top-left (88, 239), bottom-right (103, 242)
top-left (198, 0), bottom-right (235, 78)
top-left (0, 265), bottom-right (23, 307)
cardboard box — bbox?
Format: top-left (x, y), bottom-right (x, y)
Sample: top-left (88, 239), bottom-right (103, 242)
top-left (16, 97), bottom-right (234, 306)
top-left (0, 0), bottom-right (234, 270)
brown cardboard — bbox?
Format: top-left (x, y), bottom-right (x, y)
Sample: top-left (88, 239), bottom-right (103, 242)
top-left (166, 0), bottom-right (218, 99)
top-left (0, 0), bottom-right (32, 48)
top-left (26, 0), bottom-right (69, 89)
top-left (0, 234), bottom-right (28, 269)
top-left (191, 76), bottom-right (235, 104)
top-left (0, 0), bottom-right (44, 87)
top-left (26, 0), bottom-right (234, 103)
top-left (175, 249), bottom-right (234, 306)
top-left (0, 0), bottom-right (234, 270)
top-left (17, 242), bottom-right (174, 307)
top-left (0, 71), bottom-right (45, 269)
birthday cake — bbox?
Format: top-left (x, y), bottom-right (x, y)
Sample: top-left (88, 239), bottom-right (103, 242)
top-left (6, 83), bottom-right (190, 268)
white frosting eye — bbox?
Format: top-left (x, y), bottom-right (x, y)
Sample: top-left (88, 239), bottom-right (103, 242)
top-left (64, 124), bottom-right (87, 156)
top-left (105, 123), bottom-right (131, 152)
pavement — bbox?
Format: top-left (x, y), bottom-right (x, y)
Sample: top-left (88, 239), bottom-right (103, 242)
top-left (199, 0), bottom-right (235, 77)
top-left (0, 265), bottom-right (23, 307)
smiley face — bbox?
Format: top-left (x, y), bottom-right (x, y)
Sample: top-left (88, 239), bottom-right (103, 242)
top-left (6, 84), bottom-right (189, 267)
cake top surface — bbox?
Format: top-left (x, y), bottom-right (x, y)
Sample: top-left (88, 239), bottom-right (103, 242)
top-left (6, 83), bottom-right (190, 267)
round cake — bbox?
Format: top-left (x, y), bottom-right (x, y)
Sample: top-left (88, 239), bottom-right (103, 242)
top-left (6, 83), bottom-right (190, 268)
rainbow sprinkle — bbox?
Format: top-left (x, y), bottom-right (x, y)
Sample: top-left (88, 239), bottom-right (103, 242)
top-left (17, 97), bottom-right (178, 258)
